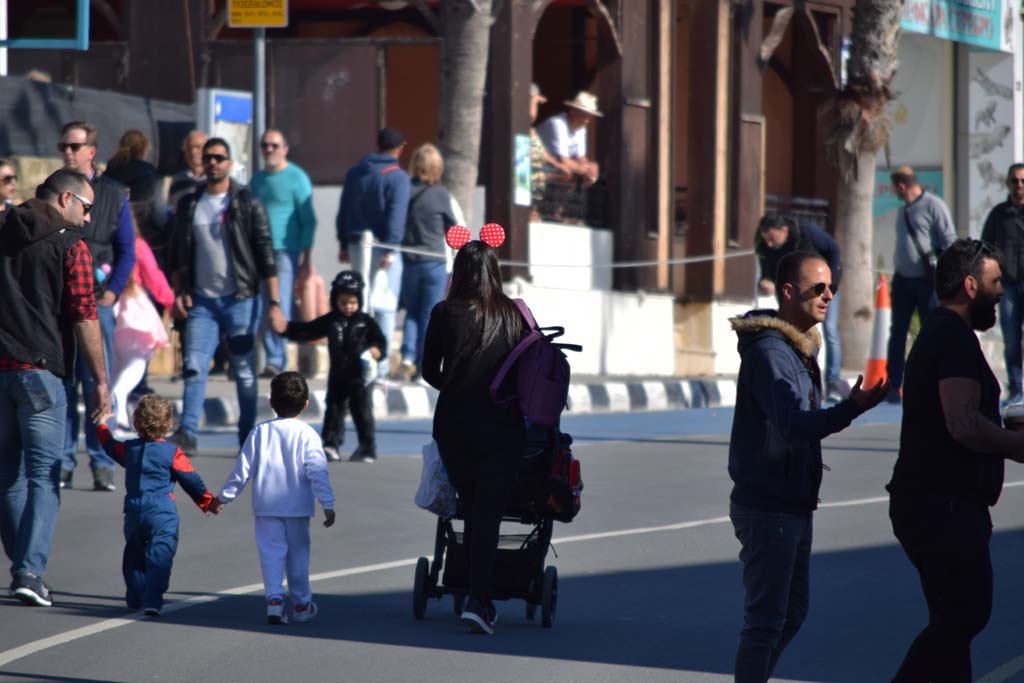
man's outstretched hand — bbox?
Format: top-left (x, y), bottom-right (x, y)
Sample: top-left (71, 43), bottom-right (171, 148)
top-left (848, 375), bottom-right (887, 412)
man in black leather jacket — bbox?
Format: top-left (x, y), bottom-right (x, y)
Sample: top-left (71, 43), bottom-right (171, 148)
top-left (168, 138), bottom-right (284, 454)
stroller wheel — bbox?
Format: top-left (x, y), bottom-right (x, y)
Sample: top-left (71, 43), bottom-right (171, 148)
top-left (541, 566), bottom-right (557, 628)
top-left (525, 601), bottom-right (537, 621)
top-left (453, 593), bottom-right (465, 616)
top-left (413, 557), bottom-right (430, 619)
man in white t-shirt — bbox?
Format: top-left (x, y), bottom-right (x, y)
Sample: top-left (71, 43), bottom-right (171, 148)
top-left (168, 137), bottom-right (285, 456)
top-left (536, 90), bottom-right (602, 185)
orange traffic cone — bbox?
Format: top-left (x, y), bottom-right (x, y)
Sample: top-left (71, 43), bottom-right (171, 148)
top-left (864, 274), bottom-right (891, 389)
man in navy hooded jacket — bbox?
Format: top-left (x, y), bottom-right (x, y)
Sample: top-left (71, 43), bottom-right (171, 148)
top-left (728, 251), bottom-right (887, 683)
top-left (336, 128), bottom-right (410, 379)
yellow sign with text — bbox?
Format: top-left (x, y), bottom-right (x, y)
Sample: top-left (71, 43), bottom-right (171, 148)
top-left (228, 0), bottom-right (289, 28)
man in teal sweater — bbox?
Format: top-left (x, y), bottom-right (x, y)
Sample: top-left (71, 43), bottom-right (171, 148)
top-left (251, 129), bottom-right (317, 375)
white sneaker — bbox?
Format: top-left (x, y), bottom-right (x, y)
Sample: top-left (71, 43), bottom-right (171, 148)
top-left (292, 601), bottom-right (318, 623)
top-left (266, 598), bottom-right (288, 624)
top-left (324, 446), bottom-right (341, 462)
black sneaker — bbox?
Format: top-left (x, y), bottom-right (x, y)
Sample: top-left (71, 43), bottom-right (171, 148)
top-left (93, 468), bottom-right (116, 492)
top-left (59, 469), bottom-right (73, 489)
top-left (12, 573), bottom-right (53, 607)
top-left (324, 446), bottom-right (342, 462)
top-left (259, 365), bottom-right (282, 379)
top-left (143, 606), bottom-right (161, 617)
top-left (348, 446), bottom-right (376, 463)
top-left (168, 428), bottom-right (197, 457)
top-left (460, 598), bottom-right (495, 635)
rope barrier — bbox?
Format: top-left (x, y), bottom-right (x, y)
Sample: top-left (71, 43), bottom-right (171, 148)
top-left (361, 236), bottom-right (756, 270)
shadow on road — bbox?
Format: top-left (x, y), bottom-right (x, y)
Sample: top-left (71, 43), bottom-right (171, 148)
top-left (129, 527), bottom-right (1024, 682)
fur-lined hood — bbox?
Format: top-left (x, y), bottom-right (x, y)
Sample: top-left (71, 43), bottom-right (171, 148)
top-left (729, 309), bottom-right (821, 360)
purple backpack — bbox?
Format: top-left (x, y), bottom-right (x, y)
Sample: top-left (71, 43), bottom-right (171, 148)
top-left (490, 299), bottom-right (582, 427)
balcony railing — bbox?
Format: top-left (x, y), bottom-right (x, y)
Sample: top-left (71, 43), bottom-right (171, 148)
top-left (531, 165), bottom-right (609, 227)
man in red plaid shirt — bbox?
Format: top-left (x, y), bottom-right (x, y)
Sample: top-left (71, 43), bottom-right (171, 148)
top-left (0, 169), bottom-right (112, 607)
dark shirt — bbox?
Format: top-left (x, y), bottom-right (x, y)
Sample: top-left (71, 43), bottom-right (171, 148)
top-left (981, 198), bottom-right (1024, 285)
top-left (0, 239), bottom-right (96, 371)
top-left (888, 307), bottom-right (1004, 506)
top-left (755, 221), bottom-right (842, 290)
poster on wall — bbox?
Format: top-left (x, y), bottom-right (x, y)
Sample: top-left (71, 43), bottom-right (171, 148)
top-left (513, 133), bottom-right (532, 207)
top-left (966, 48), bottom-right (1015, 236)
top-left (196, 88), bottom-right (253, 184)
top-left (900, 0), bottom-right (1014, 53)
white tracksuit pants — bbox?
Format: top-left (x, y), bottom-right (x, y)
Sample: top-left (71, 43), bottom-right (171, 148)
top-left (255, 516), bottom-right (312, 605)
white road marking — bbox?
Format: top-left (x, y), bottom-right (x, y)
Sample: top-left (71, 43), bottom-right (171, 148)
top-left (2, 483), bottom-right (1023, 673)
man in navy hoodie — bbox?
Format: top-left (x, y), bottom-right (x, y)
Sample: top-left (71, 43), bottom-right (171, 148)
top-left (728, 250), bottom-right (887, 683)
top-left (336, 128), bottom-right (410, 379)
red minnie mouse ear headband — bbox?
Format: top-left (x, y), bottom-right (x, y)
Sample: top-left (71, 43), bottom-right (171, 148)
top-left (445, 223), bottom-right (506, 250)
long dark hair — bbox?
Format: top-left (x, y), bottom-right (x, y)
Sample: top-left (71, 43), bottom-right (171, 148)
top-left (446, 240), bottom-right (525, 372)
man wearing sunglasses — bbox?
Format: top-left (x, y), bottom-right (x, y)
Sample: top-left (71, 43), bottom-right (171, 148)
top-left (981, 163), bottom-right (1024, 406)
top-left (888, 238), bottom-right (1024, 681)
top-left (0, 169), bottom-right (113, 606)
top-left (756, 212), bottom-right (843, 402)
top-left (57, 121), bottom-right (136, 493)
top-left (887, 166), bottom-right (957, 404)
top-left (250, 129), bottom-right (317, 377)
top-left (728, 251), bottom-right (887, 683)
top-left (168, 137), bottom-right (284, 456)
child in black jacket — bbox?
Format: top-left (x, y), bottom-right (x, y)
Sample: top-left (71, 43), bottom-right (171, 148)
top-left (284, 271), bottom-right (386, 462)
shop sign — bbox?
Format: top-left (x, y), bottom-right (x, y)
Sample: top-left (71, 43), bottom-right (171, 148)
top-left (900, 0), bottom-right (1013, 53)
top-left (873, 169), bottom-right (945, 217)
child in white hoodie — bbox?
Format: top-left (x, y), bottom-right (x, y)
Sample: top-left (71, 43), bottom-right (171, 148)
top-left (211, 372), bottom-right (336, 624)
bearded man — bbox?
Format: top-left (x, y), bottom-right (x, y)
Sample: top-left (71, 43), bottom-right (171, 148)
top-left (888, 238), bottom-right (1024, 682)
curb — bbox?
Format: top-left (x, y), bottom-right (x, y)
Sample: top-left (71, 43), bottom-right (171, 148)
top-left (171, 377), bottom-right (743, 429)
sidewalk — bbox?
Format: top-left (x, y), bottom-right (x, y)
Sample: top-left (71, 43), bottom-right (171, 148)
top-left (142, 372), bottom-right (742, 429)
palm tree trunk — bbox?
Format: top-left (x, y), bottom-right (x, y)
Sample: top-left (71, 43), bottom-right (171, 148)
top-left (437, 0), bottom-right (495, 221)
top-left (824, 0), bottom-right (904, 373)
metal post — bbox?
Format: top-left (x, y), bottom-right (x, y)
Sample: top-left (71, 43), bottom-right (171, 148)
top-left (253, 27), bottom-right (266, 171)
top-left (1, 0), bottom-right (8, 76)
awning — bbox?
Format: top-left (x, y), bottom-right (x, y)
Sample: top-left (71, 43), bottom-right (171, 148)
top-left (901, 0), bottom-right (1014, 53)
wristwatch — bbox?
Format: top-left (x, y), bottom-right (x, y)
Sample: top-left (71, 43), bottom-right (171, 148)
top-left (269, 298), bottom-right (282, 307)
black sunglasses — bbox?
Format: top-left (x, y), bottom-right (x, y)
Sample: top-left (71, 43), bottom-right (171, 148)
top-left (202, 153), bottom-right (229, 164)
top-left (808, 282), bottom-right (838, 297)
top-left (1, 175), bottom-right (16, 184)
top-left (967, 240), bottom-right (996, 273)
top-left (260, 142), bottom-right (281, 150)
top-left (1010, 178), bottom-right (1024, 185)
top-left (57, 142), bottom-right (88, 153)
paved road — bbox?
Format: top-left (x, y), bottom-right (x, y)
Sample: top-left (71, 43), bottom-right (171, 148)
top-left (2, 405), bottom-right (1024, 682)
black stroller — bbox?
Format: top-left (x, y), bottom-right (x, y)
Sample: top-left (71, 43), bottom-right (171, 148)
top-left (412, 426), bottom-right (577, 628)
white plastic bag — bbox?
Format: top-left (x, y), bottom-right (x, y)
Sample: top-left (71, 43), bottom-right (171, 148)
top-left (359, 349), bottom-right (377, 386)
top-left (370, 268), bottom-right (397, 313)
top-left (415, 440), bottom-right (457, 517)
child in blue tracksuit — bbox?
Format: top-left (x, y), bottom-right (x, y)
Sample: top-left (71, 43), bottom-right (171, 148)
top-left (97, 395), bottom-right (216, 616)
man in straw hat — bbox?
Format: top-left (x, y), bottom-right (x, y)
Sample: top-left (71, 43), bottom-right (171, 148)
top-left (536, 90), bottom-right (602, 185)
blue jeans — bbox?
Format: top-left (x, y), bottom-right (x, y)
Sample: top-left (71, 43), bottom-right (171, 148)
top-left (63, 303), bottom-right (116, 473)
top-left (261, 250), bottom-right (299, 370)
top-left (400, 259), bottom-right (447, 369)
top-left (0, 369), bottom-right (68, 578)
top-left (180, 294), bottom-right (259, 445)
top-left (731, 502), bottom-right (813, 683)
top-left (998, 281), bottom-right (1024, 398)
top-left (823, 290), bottom-right (841, 385)
top-left (887, 274), bottom-right (937, 392)
top-left (371, 249), bottom-right (402, 377)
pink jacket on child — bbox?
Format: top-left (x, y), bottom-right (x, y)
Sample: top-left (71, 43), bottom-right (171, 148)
top-left (134, 237), bottom-right (174, 310)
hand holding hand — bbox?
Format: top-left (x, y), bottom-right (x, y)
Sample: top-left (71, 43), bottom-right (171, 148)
top-left (380, 252), bottom-right (394, 269)
top-left (208, 497), bottom-right (225, 515)
top-left (98, 290), bottom-right (117, 307)
top-left (848, 375), bottom-right (887, 412)
top-left (173, 293), bottom-right (192, 320)
top-left (323, 509), bottom-right (336, 528)
top-left (268, 305), bottom-right (287, 335)
top-left (91, 384), bottom-right (114, 424)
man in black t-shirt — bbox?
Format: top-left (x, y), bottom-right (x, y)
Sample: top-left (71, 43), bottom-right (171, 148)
top-left (888, 238), bottom-right (1024, 682)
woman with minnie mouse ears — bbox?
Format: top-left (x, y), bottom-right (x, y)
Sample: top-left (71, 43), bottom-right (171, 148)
top-left (420, 224), bottom-right (527, 635)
